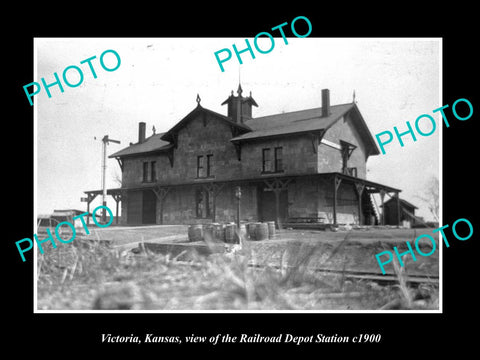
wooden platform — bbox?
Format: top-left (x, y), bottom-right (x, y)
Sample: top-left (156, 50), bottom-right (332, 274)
top-left (283, 222), bottom-right (331, 230)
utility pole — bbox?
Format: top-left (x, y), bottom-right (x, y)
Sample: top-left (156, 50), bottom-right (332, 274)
top-left (100, 135), bottom-right (120, 223)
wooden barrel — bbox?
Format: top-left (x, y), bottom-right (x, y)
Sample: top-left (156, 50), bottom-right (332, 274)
top-left (213, 223), bottom-right (225, 242)
top-left (267, 221), bottom-right (276, 239)
top-left (255, 222), bottom-right (269, 241)
top-left (188, 224), bottom-right (203, 242)
top-left (225, 223), bottom-right (236, 243)
top-left (248, 222), bottom-right (260, 240)
top-left (203, 224), bottom-right (215, 242)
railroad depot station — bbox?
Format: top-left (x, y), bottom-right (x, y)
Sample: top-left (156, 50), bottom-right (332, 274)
top-left (84, 86), bottom-right (405, 229)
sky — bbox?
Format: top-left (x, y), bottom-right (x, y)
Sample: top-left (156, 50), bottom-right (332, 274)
top-left (35, 37), bottom-right (441, 221)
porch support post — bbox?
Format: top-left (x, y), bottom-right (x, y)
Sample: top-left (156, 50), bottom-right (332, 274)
top-left (396, 191), bottom-right (401, 228)
top-left (263, 178), bottom-right (292, 230)
top-left (212, 192), bottom-right (217, 222)
top-left (379, 189), bottom-right (386, 225)
top-left (333, 175), bottom-right (342, 226)
top-left (212, 183), bottom-right (224, 222)
top-left (273, 186), bottom-right (281, 230)
top-left (152, 186), bottom-right (171, 225)
top-left (85, 192), bottom-right (98, 226)
top-left (355, 183), bottom-right (365, 225)
top-left (203, 183), bottom-right (225, 222)
top-left (112, 192), bottom-right (122, 225)
top-left (87, 201), bottom-right (90, 226)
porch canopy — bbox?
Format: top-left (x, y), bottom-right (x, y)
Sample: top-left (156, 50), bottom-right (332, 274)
top-left (83, 188), bottom-right (123, 225)
top-left (85, 172), bottom-right (401, 228)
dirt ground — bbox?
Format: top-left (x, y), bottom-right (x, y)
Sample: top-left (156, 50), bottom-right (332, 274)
top-left (36, 225), bottom-right (440, 311)
top-left (92, 225), bottom-right (439, 277)
top-left (248, 228), bottom-right (439, 277)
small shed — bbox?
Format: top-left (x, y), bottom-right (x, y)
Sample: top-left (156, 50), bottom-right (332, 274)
top-left (381, 197), bottom-right (418, 227)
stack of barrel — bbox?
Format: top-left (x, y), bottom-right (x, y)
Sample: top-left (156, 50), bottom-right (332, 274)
top-left (188, 221), bottom-right (276, 243)
top-left (247, 221), bottom-right (276, 241)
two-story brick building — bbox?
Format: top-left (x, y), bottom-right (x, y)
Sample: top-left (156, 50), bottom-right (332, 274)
top-left (85, 86), bottom-right (402, 227)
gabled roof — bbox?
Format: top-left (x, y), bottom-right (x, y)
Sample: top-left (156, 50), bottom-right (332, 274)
top-left (231, 103), bottom-right (354, 141)
top-left (109, 100), bottom-right (380, 159)
top-left (381, 198), bottom-right (418, 209)
top-left (109, 105), bottom-right (252, 159)
top-left (231, 103), bottom-right (380, 156)
top-left (160, 104), bottom-right (251, 143)
top-left (109, 132), bottom-right (173, 159)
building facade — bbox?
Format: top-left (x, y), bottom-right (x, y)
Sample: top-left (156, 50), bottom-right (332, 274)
top-left (381, 197), bottom-right (418, 227)
top-left (86, 86), bottom-right (402, 227)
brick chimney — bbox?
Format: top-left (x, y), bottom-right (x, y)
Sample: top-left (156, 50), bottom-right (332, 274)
top-left (322, 89), bottom-right (330, 117)
top-left (138, 122), bottom-right (146, 143)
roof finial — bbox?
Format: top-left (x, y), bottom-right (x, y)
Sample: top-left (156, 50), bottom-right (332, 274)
top-left (237, 66), bottom-right (243, 96)
top-left (352, 90), bottom-right (356, 103)
top-left (152, 125), bottom-right (156, 134)
top-left (196, 93), bottom-right (201, 105)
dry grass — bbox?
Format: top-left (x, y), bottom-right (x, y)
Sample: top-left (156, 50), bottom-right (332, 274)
top-left (36, 231), bottom-right (439, 311)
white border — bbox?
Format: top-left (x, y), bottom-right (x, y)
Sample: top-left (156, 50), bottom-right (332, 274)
top-left (33, 38), bottom-right (39, 312)
top-left (438, 38), bottom-right (443, 313)
top-left (33, 37), bottom-right (443, 314)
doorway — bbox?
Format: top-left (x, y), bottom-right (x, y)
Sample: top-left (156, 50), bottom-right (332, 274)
top-left (257, 186), bottom-right (288, 224)
top-left (142, 190), bottom-right (156, 224)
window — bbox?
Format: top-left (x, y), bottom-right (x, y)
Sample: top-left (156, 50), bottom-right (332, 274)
top-left (195, 188), bottom-right (213, 218)
top-left (274, 147), bottom-right (283, 172)
top-left (197, 155), bottom-right (205, 178)
top-left (151, 161), bottom-right (156, 182)
top-left (143, 161), bottom-right (156, 182)
top-left (206, 154), bottom-right (213, 177)
top-left (197, 154), bottom-right (214, 178)
top-left (262, 147), bottom-right (283, 173)
top-left (143, 162), bottom-right (149, 182)
top-left (262, 148), bottom-right (272, 172)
